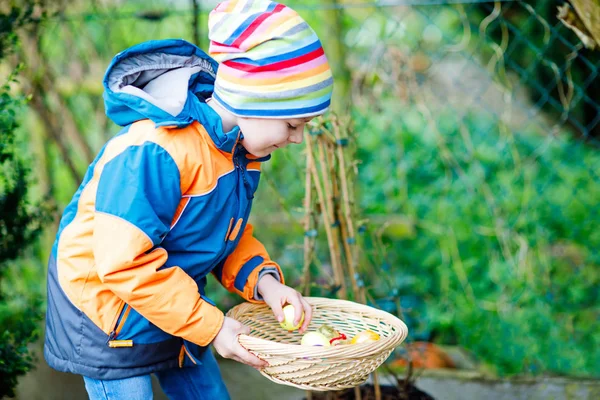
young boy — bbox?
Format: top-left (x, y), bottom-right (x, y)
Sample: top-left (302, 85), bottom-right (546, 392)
top-left (43, 1), bottom-right (333, 399)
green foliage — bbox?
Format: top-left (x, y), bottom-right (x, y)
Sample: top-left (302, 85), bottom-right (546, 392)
top-left (0, 72), bottom-right (43, 268)
top-left (351, 98), bottom-right (600, 376)
top-left (0, 3), bottom-right (36, 59)
top-left (0, 297), bottom-right (42, 398)
top-left (0, 3), bottom-right (48, 397)
top-left (0, 78), bottom-right (44, 398)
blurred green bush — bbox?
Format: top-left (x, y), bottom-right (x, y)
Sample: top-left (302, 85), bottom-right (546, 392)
top-left (0, 71), bottom-right (46, 398)
top-left (350, 99), bottom-right (600, 376)
top-left (0, 3), bottom-right (48, 397)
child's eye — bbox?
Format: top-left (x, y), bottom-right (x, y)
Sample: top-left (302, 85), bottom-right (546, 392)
top-left (287, 123), bottom-right (297, 130)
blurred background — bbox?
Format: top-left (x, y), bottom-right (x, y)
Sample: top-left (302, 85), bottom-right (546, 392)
top-left (1, 0), bottom-right (599, 399)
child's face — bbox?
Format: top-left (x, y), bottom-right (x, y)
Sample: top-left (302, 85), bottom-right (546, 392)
top-left (237, 117), bottom-right (313, 157)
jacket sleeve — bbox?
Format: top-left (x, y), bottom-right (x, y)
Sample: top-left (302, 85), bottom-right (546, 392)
top-left (92, 141), bottom-right (223, 347)
top-left (212, 223), bottom-right (285, 303)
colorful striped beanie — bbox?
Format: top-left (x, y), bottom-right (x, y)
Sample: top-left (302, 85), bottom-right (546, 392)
top-left (208, 0), bottom-right (334, 119)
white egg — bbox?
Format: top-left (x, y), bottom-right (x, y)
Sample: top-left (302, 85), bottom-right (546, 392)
top-left (301, 332), bottom-right (331, 347)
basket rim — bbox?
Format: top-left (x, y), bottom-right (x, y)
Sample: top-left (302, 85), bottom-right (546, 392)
top-left (228, 296), bottom-right (409, 359)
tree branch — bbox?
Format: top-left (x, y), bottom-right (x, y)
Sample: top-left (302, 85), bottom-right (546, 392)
top-left (191, 0), bottom-right (201, 47)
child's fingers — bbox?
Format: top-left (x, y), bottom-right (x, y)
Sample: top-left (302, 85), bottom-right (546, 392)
top-left (241, 324), bottom-right (251, 335)
top-left (299, 297), bottom-right (312, 333)
top-left (288, 295), bottom-right (304, 326)
top-left (232, 355), bottom-right (261, 370)
top-left (233, 342), bottom-right (268, 369)
top-left (230, 319), bottom-right (251, 337)
top-left (270, 300), bottom-right (284, 323)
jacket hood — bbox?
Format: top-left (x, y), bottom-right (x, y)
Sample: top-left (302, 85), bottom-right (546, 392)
top-left (103, 39), bottom-right (222, 130)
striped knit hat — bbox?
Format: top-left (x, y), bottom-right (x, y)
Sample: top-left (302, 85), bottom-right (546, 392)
top-left (208, 0), bottom-right (334, 119)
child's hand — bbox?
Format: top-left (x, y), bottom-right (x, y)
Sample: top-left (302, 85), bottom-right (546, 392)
top-left (212, 316), bottom-right (268, 369)
top-left (257, 275), bottom-right (313, 334)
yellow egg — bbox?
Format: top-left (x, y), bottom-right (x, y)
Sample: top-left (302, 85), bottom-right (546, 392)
top-left (279, 304), bottom-right (304, 331)
top-left (301, 332), bottom-right (331, 347)
top-left (350, 330), bottom-right (381, 345)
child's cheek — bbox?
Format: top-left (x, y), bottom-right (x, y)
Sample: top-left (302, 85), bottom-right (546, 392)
top-left (241, 137), bottom-right (267, 156)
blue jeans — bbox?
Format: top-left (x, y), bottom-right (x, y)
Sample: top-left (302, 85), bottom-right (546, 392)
top-left (83, 350), bottom-right (230, 400)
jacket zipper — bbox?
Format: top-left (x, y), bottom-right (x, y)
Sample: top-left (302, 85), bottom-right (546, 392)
top-left (211, 140), bottom-right (251, 269)
top-left (107, 303), bottom-right (132, 347)
top-left (234, 144), bottom-right (253, 199)
top-left (210, 142), bottom-right (243, 269)
top-left (107, 301), bottom-right (125, 342)
top-left (232, 144), bottom-right (250, 222)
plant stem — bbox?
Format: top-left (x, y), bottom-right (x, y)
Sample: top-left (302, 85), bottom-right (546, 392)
top-left (308, 134), bottom-right (346, 299)
top-left (332, 118), bottom-right (362, 301)
top-left (302, 140), bottom-right (316, 296)
top-left (317, 135), bottom-right (347, 299)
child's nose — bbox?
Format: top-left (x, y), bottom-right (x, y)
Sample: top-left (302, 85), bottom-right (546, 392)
top-left (289, 132), bottom-right (304, 144)
top-left (289, 125), bottom-right (306, 144)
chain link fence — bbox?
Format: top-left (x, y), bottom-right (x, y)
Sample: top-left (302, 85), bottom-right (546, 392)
top-left (14, 0), bottom-right (600, 377)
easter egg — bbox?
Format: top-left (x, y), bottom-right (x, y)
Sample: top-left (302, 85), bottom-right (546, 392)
top-left (317, 324), bottom-right (340, 340)
top-left (317, 324), bottom-right (348, 345)
top-left (279, 304), bottom-right (304, 331)
top-left (350, 330), bottom-right (380, 345)
top-left (301, 332), bottom-right (331, 347)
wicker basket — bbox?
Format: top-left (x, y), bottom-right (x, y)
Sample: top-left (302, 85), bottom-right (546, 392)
top-left (226, 297), bottom-right (409, 391)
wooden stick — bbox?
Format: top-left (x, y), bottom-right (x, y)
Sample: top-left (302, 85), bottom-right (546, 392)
top-left (323, 138), bottom-right (345, 288)
top-left (317, 137), bottom-right (335, 226)
top-left (307, 135), bottom-right (346, 298)
top-left (332, 119), bottom-right (366, 399)
top-left (373, 370), bottom-right (382, 400)
top-left (316, 135), bottom-right (347, 299)
top-left (302, 140), bottom-right (315, 296)
top-left (332, 119), bottom-right (362, 300)
top-left (191, 0), bottom-right (201, 47)
top-left (337, 207), bottom-right (359, 299)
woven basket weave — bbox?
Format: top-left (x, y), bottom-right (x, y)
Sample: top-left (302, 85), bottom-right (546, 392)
top-left (226, 297), bottom-right (409, 391)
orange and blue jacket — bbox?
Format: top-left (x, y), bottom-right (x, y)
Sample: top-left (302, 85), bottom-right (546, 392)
top-left (44, 39), bottom-right (284, 379)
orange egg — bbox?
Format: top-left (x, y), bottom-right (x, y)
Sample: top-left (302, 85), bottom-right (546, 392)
top-left (350, 330), bottom-right (381, 345)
